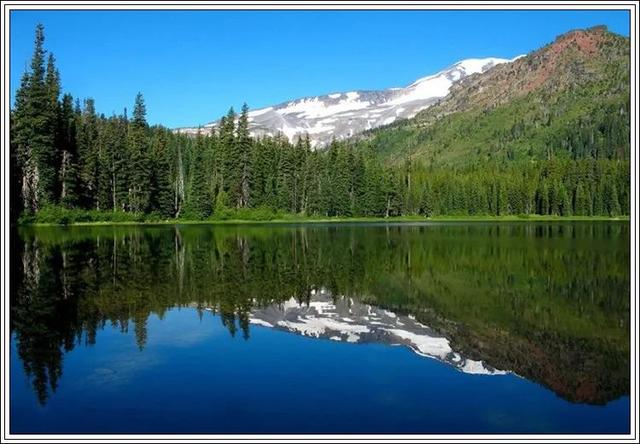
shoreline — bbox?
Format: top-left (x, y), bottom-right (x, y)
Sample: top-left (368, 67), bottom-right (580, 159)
top-left (21, 215), bottom-right (630, 227)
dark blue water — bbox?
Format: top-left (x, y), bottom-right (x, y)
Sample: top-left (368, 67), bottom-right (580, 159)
top-left (10, 223), bottom-right (631, 434)
top-left (10, 309), bottom-right (629, 434)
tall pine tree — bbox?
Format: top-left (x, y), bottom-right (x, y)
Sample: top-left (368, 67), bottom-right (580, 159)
top-left (13, 24), bottom-right (58, 211)
top-left (58, 94), bottom-right (80, 207)
top-left (236, 103), bottom-right (252, 208)
top-left (128, 93), bottom-right (151, 213)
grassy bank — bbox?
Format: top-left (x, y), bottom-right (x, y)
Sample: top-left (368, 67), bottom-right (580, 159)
top-left (18, 206), bottom-right (629, 227)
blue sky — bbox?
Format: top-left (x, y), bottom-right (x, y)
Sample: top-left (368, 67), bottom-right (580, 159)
top-left (10, 9), bottom-right (630, 127)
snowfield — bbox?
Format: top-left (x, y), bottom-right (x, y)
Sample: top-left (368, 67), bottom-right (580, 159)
top-left (175, 56), bottom-right (519, 148)
top-left (248, 292), bottom-right (509, 376)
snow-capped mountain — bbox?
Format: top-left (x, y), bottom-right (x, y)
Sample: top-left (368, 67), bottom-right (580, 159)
top-left (246, 290), bottom-right (508, 376)
top-left (175, 57), bottom-right (517, 148)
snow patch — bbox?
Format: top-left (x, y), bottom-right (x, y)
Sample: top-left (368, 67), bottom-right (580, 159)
top-left (384, 328), bottom-right (452, 360)
top-left (246, 289), bottom-right (509, 377)
top-left (248, 107), bottom-right (273, 117)
top-left (346, 333), bottom-right (360, 343)
top-left (455, 57), bottom-right (511, 74)
top-left (178, 56), bottom-right (520, 147)
top-left (459, 359), bottom-right (507, 375)
top-left (276, 316), bottom-right (370, 339)
top-left (282, 297), bottom-right (301, 311)
top-left (249, 318), bottom-right (274, 328)
top-left (280, 95), bottom-right (369, 119)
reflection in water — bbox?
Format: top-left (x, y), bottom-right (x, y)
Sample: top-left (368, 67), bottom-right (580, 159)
top-left (247, 290), bottom-right (506, 375)
top-left (11, 223), bottom-right (629, 407)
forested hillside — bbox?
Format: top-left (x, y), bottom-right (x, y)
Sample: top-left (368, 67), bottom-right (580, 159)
top-left (352, 26), bottom-right (630, 216)
top-left (361, 26), bottom-right (629, 164)
top-left (10, 25), bottom-right (630, 224)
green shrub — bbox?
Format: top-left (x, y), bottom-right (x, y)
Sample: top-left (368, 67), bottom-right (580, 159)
top-left (25, 206), bottom-right (146, 225)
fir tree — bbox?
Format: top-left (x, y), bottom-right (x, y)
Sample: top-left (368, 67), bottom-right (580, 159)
top-left (12, 71), bottom-right (35, 213)
top-left (149, 129), bottom-right (175, 217)
top-left (186, 131), bottom-right (212, 218)
top-left (10, 109), bottom-right (23, 222)
top-left (297, 134), bottom-right (312, 214)
top-left (58, 94), bottom-right (80, 207)
top-left (13, 24), bottom-right (58, 211)
top-left (538, 179), bottom-right (550, 215)
top-left (236, 103), bottom-right (252, 208)
top-left (128, 93), bottom-right (151, 213)
top-left (276, 138), bottom-right (295, 212)
top-left (574, 182), bottom-right (591, 216)
top-left (78, 98), bottom-right (100, 209)
top-left (219, 107), bottom-right (238, 200)
top-left (605, 180), bottom-right (621, 216)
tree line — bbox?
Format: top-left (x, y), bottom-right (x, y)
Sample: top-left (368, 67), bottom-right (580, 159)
top-left (10, 25), bottom-right (630, 223)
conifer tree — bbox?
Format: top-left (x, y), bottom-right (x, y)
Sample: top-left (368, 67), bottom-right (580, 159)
top-left (538, 179), bottom-right (550, 215)
top-left (558, 182), bottom-right (572, 216)
top-left (186, 131), bottom-right (212, 218)
top-left (12, 71), bottom-right (35, 213)
top-left (173, 136), bottom-right (186, 217)
top-left (605, 180), bottom-right (621, 216)
top-left (250, 139), bottom-right (267, 208)
top-left (78, 98), bottom-right (100, 208)
top-left (333, 144), bottom-right (352, 216)
top-left (495, 180), bottom-right (507, 216)
top-left (13, 24), bottom-right (58, 211)
top-left (574, 182), bottom-right (591, 216)
top-left (149, 129), bottom-right (175, 217)
top-left (298, 134), bottom-right (312, 214)
top-left (128, 93), bottom-right (151, 212)
top-left (219, 107), bottom-right (238, 199)
top-left (10, 109), bottom-right (23, 222)
top-left (58, 94), bottom-right (80, 207)
top-left (420, 181), bottom-right (434, 217)
top-left (96, 118), bottom-right (113, 211)
top-left (276, 138), bottom-right (295, 212)
top-left (45, 53), bottom-right (63, 199)
top-left (236, 103), bottom-right (252, 208)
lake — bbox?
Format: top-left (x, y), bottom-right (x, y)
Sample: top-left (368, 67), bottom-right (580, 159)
top-left (10, 222), bottom-right (630, 434)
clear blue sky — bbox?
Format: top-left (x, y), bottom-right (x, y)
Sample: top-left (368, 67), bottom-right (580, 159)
top-left (10, 9), bottom-right (630, 127)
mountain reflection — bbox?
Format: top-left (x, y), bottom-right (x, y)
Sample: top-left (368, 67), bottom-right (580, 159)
top-left (10, 223), bottom-right (629, 405)
top-left (247, 290), bottom-right (507, 375)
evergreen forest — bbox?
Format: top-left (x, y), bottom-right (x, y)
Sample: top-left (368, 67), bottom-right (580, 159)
top-left (10, 25), bottom-right (630, 224)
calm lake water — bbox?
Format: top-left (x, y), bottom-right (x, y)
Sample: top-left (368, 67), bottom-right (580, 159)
top-left (10, 222), bottom-right (630, 434)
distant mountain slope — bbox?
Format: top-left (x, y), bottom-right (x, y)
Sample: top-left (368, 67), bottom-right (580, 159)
top-left (359, 26), bottom-right (630, 166)
top-left (175, 57), bottom-right (516, 147)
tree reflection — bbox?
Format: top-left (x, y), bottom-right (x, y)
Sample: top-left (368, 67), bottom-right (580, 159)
top-left (10, 222), bottom-right (630, 405)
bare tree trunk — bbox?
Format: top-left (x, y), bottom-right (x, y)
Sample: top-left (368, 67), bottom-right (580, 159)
top-left (112, 166), bottom-right (117, 211)
top-left (175, 146), bottom-right (185, 216)
top-left (22, 158), bottom-right (39, 213)
top-left (60, 151), bottom-right (69, 200)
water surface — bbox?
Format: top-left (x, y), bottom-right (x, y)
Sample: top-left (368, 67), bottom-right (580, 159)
top-left (10, 222), bottom-right (630, 433)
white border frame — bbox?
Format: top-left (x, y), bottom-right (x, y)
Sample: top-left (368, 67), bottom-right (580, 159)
top-left (1, 1), bottom-right (637, 443)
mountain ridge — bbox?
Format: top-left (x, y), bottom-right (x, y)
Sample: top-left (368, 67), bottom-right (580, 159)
top-left (356, 25), bottom-right (630, 165)
top-left (175, 56), bottom-right (518, 147)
